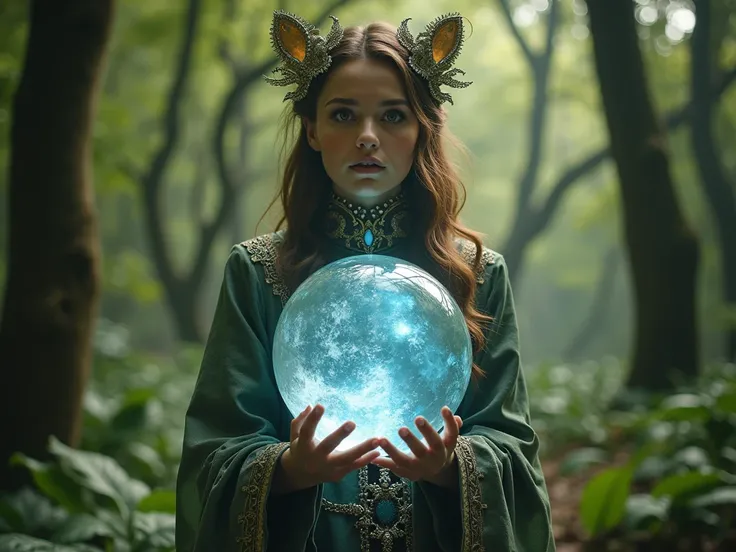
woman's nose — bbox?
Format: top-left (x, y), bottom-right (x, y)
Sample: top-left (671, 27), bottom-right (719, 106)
top-left (356, 120), bottom-right (379, 150)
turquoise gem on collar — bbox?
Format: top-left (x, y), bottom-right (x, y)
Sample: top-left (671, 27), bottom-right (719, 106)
top-left (325, 192), bottom-right (409, 254)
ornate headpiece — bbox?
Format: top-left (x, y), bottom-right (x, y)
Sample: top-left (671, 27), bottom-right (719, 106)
top-left (264, 11), bottom-right (471, 105)
top-left (264, 10), bottom-right (344, 103)
top-left (396, 14), bottom-right (471, 105)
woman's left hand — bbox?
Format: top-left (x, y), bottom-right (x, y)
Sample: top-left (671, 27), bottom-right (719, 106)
top-left (371, 406), bottom-right (463, 482)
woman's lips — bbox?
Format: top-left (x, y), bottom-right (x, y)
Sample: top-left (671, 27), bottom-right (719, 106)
top-left (350, 165), bottom-right (384, 174)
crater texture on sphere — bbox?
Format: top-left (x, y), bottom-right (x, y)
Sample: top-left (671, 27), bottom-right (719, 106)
top-left (273, 255), bottom-right (472, 454)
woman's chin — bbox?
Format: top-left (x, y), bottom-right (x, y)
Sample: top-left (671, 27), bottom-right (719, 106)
top-left (333, 182), bottom-right (402, 205)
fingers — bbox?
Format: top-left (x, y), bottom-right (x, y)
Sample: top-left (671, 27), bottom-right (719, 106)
top-left (441, 407), bottom-right (460, 449)
top-left (379, 437), bottom-right (413, 466)
top-left (455, 415), bottom-right (463, 429)
top-left (314, 421), bottom-right (356, 456)
top-left (398, 426), bottom-right (429, 458)
top-left (414, 416), bottom-right (443, 452)
top-left (299, 404), bottom-right (324, 443)
top-left (371, 456), bottom-right (412, 479)
top-left (331, 437), bottom-right (381, 465)
top-left (290, 405), bottom-right (312, 442)
top-left (346, 449), bottom-right (381, 472)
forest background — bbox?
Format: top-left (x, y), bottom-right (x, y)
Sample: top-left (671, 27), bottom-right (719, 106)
top-left (0, 0), bottom-right (735, 550)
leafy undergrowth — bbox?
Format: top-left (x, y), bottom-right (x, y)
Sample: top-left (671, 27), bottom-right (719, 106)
top-left (0, 330), bottom-right (201, 551)
top-left (530, 361), bottom-right (736, 551)
top-left (1, 333), bottom-right (734, 550)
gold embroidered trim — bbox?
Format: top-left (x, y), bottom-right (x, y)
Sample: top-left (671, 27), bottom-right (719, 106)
top-left (236, 442), bottom-right (290, 552)
top-left (243, 234), bottom-right (291, 306)
top-left (455, 436), bottom-right (487, 552)
top-left (457, 239), bottom-right (495, 285)
top-left (321, 466), bottom-right (413, 551)
top-left (326, 193), bottom-right (409, 254)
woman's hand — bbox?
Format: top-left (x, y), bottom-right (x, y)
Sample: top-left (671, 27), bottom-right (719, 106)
top-left (281, 404), bottom-right (381, 490)
top-left (371, 406), bottom-right (463, 484)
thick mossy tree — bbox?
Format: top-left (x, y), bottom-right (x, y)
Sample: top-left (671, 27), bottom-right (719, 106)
top-left (0, 0), bottom-right (115, 490)
top-left (585, 0), bottom-right (700, 390)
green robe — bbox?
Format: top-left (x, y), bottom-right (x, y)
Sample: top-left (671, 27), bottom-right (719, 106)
top-left (175, 196), bottom-right (554, 551)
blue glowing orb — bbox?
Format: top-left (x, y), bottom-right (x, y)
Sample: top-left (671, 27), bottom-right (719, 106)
top-left (273, 255), bottom-right (472, 454)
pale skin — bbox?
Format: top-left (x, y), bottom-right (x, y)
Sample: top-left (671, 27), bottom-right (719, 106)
top-left (272, 58), bottom-right (462, 495)
top-left (304, 57), bottom-right (419, 208)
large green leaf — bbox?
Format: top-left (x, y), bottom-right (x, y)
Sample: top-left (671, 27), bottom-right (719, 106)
top-left (580, 466), bottom-right (633, 536)
top-left (657, 394), bottom-right (710, 422)
top-left (9, 455), bottom-right (88, 513)
top-left (715, 391), bottom-right (736, 414)
top-left (111, 388), bottom-right (156, 433)
top-left (690, 487), bottom-right (736, 508)
top-left (48, 437), bottom-right (150, 516)
top-left (133, 512), bottom-right (175, 549)
top-left (651, 471), bottom-right (724, 504)
top-left (137, 490), bottom-right (176, 514)
top-left (623, 494), bottom-right (669, 532)
top-left (0, 488), bottom-right (67, 532)
top-left (52, 513), bottom-right (117, 545)
top-left (0, 534), bottom-right (101, 551)
top-left (0, 496), bottom-right (25, 532)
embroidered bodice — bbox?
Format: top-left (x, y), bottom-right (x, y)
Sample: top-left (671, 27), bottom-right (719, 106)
top-left (324, 191), bottom-right (410, 254)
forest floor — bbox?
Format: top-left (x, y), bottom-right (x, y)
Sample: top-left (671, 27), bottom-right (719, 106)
top-left (542, 447), bottom-right (632, 551)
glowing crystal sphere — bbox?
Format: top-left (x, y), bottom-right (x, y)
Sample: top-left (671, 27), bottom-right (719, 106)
top-left (273, 255), bottom-right (472, 454)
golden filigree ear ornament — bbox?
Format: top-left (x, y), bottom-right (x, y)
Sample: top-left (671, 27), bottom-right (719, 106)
top-left (396, 13), bottom-right (472, 105)
top-left (264, 10), bottom-right (344, 102)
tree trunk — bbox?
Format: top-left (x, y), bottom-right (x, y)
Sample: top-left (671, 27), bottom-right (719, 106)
top-left (0, 0), bottom-right (114, 490)
top-left (690, 0), bottom-right (736, 362)
top-left (585, 0), bottom-right (700, 391)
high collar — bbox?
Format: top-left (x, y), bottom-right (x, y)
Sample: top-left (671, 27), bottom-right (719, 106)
top-left (323, 191), bottom-right (411, 254)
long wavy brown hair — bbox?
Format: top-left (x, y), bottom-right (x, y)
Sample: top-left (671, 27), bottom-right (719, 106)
top-left (260, 21), bottom-right (491, 378)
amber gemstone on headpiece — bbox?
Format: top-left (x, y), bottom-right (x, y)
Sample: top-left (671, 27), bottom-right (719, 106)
top-left (279, 20), bottom-right (306, 61)
top-left (432, 20), bottom-right (459, 63)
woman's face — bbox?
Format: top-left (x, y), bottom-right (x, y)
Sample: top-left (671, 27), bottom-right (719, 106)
top-left (305, 58), bottom-right (420, 208)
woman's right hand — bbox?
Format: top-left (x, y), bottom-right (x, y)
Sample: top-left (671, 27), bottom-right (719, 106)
top-left (280, 404), bottom-right (380, 488)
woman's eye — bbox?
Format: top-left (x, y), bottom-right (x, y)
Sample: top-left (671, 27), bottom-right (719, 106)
top-left (383, 109), bottom-right (406, 123)
top-left (331, 109), bottom-right (353, 122)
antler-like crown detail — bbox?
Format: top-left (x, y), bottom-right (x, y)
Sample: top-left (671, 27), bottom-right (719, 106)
top-left (263, 11), bottom-right (471, 105)
top-left (397, 13), bottom-right (471, 105)
top-left (264, 10), bottom-right (344, 102)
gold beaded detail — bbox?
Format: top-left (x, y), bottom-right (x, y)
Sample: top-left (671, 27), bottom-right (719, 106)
top-left (326, 192), bottom-right (409, 254)
top-left (322, 466), bottom-right (413, 551)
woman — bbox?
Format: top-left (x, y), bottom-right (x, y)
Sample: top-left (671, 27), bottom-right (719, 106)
top-left (176, 10), bottom-right (554, 552)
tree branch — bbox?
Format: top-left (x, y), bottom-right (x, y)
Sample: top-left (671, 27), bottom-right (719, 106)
top-left (141, 0), bottom-right (201, 295)
top-left (498, 0), bottom-right (536, 65)
top-left (518, 64), bottom-right (736, 248)
top-left (187, 0), bottom-right (356, 290)
top-left (514, 0), bottom-right (559, 221)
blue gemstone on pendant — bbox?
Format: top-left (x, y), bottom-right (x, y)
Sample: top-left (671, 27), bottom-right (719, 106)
top-left (364, 229), bottom-right (374, 247)
top-left (375, 499), bottom-right (397, 525)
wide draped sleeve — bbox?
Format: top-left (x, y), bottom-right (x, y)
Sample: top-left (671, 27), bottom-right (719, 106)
top-left (413, 249), bottom-right (555, 552)
top-left (175, 242), bottom-right (322, 552)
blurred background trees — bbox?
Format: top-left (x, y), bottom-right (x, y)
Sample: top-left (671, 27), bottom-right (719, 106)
top-left (0, 0), bottom-right (734, 549)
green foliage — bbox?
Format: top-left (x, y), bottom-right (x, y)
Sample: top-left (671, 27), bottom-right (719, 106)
top-left (0, 438), bottom-right (175, 552)
top-left (83, 336), bottom-right (201, 488)
top-left (580, 466), bottom-right (634, 535)
top-left (577, 364), bottom-right (736, 548)
top-left (0, 342), bottom-right (196, 550)
top-left (527, 358), bottom-right (629, 456)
